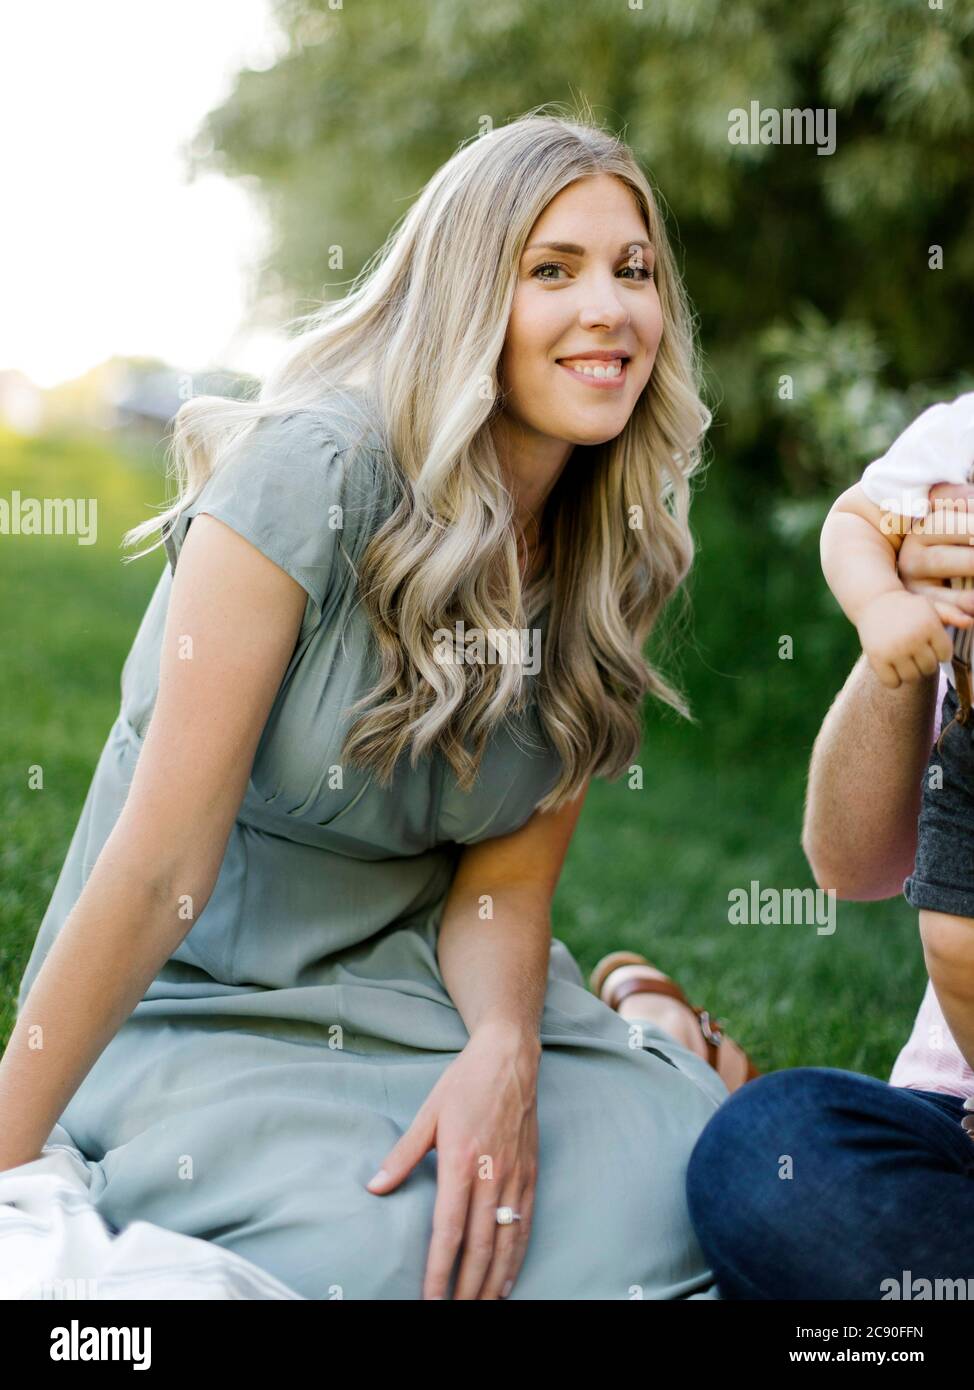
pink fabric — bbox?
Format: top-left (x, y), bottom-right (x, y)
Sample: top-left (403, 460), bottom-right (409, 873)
top-left (888, 669), bottom-right (974, 1097)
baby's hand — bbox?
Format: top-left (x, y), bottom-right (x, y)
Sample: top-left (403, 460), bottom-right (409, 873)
top-left (856, 590), bottom-right (954, 688)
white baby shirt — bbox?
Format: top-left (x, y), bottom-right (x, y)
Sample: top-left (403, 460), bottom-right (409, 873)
top-left (860, 390), bottom-right (974, 688)
top-left (860, 390), bottom-right (974, 518)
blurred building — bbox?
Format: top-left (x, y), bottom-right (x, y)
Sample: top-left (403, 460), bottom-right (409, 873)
top-left (108, 364), bottom-right (255, 442)
top-left (0, 369), bottom-right (45, 434)
top-left (11, 358), bottom-right (259, 452)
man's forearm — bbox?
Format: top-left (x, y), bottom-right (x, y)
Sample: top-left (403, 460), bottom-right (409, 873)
top-left (436, 882), bottom-right (549, 1057)
top-left (803, 653), bottom-right (939, 898)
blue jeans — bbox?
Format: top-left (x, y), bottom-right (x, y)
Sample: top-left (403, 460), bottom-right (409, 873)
top-left (686, 1067), bottom-right (974, 1299)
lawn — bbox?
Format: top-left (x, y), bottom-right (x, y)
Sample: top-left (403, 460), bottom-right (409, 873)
top-left (0, 429), bottom-right (930, 1076)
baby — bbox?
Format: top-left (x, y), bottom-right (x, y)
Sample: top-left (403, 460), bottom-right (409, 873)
top-left (820, 388), bottom-right (974, 1080)
top-left (821, 390), bottom-right (974, 728)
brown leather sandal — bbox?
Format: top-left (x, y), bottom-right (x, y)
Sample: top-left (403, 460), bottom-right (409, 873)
top-left (590, 951), bottom-right (761, 1090)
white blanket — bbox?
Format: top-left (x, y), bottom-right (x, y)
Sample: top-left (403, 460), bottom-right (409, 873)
top-left (0, 1126), bottom-right (303, 1300)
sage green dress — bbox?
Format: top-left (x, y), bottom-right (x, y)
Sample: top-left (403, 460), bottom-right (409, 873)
top-left (17, 399), bottom-right (728, 1300)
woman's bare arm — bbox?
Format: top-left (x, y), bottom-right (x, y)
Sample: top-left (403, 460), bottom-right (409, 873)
top-left (802, 653), bottom-right (939, 900)
top-left (436, 777), bottom-right (590, 1049)
top-left (398, 779), bottom-right (590, 1300)
top-left (0, 514), bottom-right (309, 1171)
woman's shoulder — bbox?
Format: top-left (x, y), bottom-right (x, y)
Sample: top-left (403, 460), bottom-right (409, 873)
top-left (261, 388), bottom-right (400, 516)
top-left (247, 389), bottom-right (382, 474)
top-left (164, 389), bottom-right (399, 625)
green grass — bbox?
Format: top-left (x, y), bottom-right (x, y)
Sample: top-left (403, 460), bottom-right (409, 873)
top-left (0, 428), bottom-right (166, 1042)
top-left (0, 430), bottom-right (929, 1078)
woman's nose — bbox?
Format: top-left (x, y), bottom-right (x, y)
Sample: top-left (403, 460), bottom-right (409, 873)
top-left (577, 294), bottom-right (629, 332)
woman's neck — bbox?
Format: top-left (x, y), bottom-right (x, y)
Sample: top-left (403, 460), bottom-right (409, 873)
top-left (517, 515), bottom-right (549, 587)
top-left (493, 414), bottom-right (571, 532)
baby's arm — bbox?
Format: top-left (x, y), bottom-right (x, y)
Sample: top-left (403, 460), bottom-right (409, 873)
top-left (821, 483), bottom-right (955, 688)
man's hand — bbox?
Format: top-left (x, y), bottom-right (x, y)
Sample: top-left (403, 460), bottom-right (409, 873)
top-left (898, 484), bottom-right (974, 620)
top-left (855, 589), bottom-right (954, 688)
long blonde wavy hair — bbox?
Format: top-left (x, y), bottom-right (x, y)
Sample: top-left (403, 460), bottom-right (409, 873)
top-left (124, 105), bottom-right (712, 815)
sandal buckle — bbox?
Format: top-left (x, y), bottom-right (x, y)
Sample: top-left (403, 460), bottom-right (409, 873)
top-left (698, 1010), bottom-right (724, 1047)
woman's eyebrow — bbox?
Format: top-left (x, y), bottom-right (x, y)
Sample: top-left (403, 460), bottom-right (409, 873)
top-left (523, 239), bottom-right (654, 257)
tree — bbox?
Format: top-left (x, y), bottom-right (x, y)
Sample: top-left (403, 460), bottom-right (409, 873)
top-left (193, 0), bottom-right (974, 486)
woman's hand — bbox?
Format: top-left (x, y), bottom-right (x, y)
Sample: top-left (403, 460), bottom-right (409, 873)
top-left (898, 482), bottom-right (974, 626)
top-left (365, 1023), bottom-right (541, 1300)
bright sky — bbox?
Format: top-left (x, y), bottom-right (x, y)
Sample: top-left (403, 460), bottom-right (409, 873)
top-left (0, 0), bottom-right (286, 388)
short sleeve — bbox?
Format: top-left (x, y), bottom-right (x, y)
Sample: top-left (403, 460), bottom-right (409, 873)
top-left (162, 409), bottom-right (387, 633)
top-left (860, 391), bottom-right (974, 518)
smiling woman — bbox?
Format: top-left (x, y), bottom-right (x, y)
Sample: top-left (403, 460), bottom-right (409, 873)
top-left (3, 107), bottom-right (728, 1303)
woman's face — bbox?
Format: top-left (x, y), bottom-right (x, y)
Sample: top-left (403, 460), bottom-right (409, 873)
top-left (498, 173), bottom-right (662, 451)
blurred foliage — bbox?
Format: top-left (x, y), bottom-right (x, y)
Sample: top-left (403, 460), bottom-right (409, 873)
top-left (193, 0), bottom-right (974, 486)
top-left (757, 303), bottom-right (974, 504)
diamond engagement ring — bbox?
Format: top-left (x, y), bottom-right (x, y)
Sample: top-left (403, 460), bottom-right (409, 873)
top-left (495, 1206), bottom-right (522, 1225)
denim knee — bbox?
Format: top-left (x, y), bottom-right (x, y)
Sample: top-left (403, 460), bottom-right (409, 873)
top-left (685, 1068), bottom-right (862, 1299)
top-left (685, 1066), bottom-right (974, 1300)
top-left (686, 1071), bottom-right (790, 1219)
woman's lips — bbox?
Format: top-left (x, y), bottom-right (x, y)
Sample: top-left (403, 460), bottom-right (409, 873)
top-left (556, 358), bottom-right (629, 390)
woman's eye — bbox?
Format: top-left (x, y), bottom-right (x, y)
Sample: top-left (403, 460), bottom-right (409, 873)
top-left (620, 265), bottom-right (655, 281)
top-left (532, 262), bottom-right (567, 280)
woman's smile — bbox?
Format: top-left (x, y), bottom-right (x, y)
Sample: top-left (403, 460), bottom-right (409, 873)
top-left (555, 353), bottom-right (631, 390)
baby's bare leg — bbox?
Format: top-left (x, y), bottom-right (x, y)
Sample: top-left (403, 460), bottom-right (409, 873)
top-left (919, 909), bottom-right (974, 1072)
